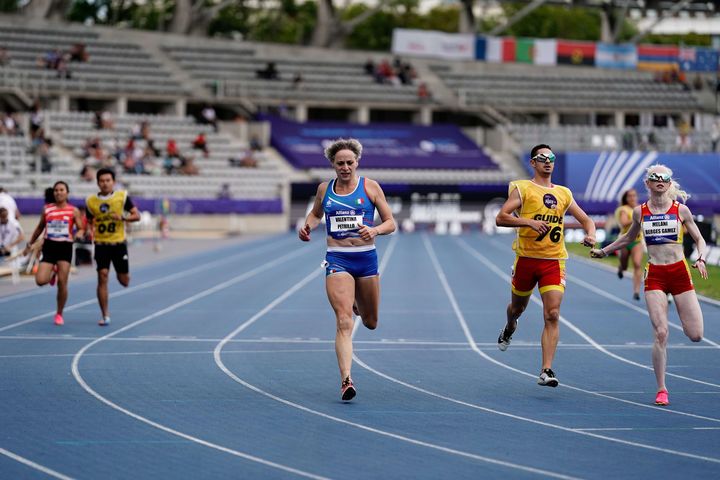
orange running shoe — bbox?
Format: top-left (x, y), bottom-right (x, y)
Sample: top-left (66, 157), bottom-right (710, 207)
top-left (341, 377), bottom-right (356, 402)
top-left (655, 389), bottom-right (669, 406)
top-left (53, 314), bottom-right (64, 326)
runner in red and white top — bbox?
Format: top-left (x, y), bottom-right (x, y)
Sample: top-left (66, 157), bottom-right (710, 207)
top-left (23, 181), bottom-right (85, 326)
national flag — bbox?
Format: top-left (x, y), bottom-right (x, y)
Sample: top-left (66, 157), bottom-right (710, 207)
top-left (557, 40), bottom-right (595, 66)
top-left (596, 43), bottom-right (637, 69)
top-left (475, 36), bottom-right (486, 60)
top-left (679, 47), bottom-right (719, 72)
top-left (637, 44), bottom-right (678, 72)
top-left (485, 37), bottom-right (515, 63)
top-left (533, 39), bottom-right (557, 66)
top-left (515, 38), bottom-right (534, 63)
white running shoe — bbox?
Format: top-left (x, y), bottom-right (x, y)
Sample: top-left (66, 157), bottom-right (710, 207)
top-left (538, 368), bottom-right (559, 387)
top-left (497, 328), bottom-right (513, 351)
top-left (98, 316), bottom-right (111, 326)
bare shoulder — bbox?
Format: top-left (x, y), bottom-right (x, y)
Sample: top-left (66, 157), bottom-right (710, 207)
top-left (316, 182), bottom-right (329, 195)
top-left (363, 178), bottom-right (384, 196)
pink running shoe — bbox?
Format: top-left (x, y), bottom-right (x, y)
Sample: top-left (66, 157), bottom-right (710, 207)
top-left (53, 314), bottom-right (64, 326)
top-left (341, 377), bottom-right (356, 402)
top-left (655, 389), bottom-right (669, 406)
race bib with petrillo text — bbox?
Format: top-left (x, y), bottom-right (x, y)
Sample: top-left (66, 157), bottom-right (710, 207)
top-left (329, 214), bottom-right (363, 233)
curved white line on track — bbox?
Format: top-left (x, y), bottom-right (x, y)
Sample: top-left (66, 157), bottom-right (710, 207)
top-left (487, 237), bottom-right (720, 343)
top-left (566, 258), bottom-right (720, 349)
top-left (0, 235), bottom-right (295, 334)
top-left (214, 236), bottom-right (584, 479)
top-left (0, 447), bottom-right (74, 480)
top-left (469, 238), bottom-right (720, 388)
top-left (351, 356), bottom-right (720, 464)
top-left (71, 245), bottom-right (329, 480)
top-left (427, 236), bottom-right (720, 424)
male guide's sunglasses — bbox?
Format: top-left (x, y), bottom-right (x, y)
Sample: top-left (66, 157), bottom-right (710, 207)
top-left (531, 152), bottom-right (555, 163)
top-left (647, 172), bottom-right (672, 183)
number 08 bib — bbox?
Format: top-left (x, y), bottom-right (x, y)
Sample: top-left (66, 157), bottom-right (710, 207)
top-left (86, 190), bottom-right (128, 244)
top-left (509, 179), bottom-right (574, 260)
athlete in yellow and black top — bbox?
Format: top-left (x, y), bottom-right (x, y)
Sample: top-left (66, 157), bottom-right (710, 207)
top-left (495, 144), bottom-right (596, 388)
top-left (614, 188), bottom-right (644, 300)
top-left (85, 168), bottom-right (140, 326)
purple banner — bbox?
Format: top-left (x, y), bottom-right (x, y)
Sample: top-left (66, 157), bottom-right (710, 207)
top-left (265, 115), bottom-right (496, 170)
top-left (15, 197), bottom-right (282, 215)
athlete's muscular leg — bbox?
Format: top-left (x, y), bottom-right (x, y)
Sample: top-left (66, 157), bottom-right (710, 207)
top-left (673, 290), bottom-right (703, 342)
top-left (646, 290), bottom-right (670, 391)
top-left (55, 261), bottom-right (71, 315)
top-left (97, 268), bottom-right (110, 317)
top-left (34, 262), bottom-right (55, 286)
top-left (505, 293), bottom-right (530, 335)
top-left (540, 290), bottom-right (563, 370)
top-left (327, 273), bottom-right (356, 380)
top-left (117, 272), bottom-right (130, 287)
top-left (354, 276), bottom-right (379, 330)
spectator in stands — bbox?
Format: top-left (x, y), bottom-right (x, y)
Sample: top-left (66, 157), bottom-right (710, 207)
top-left (229, 151), bottom-right (257, 168)
top-left (291, 72), bottom-right (303, 90)
top-left (69, 43), bottom-right (89, 63)
top-left (94, 111), bottom-right (114, 130)
top-left (0, 186), bottom-right (20, 220)
top-left (179, 155), bottom-right (199, 175)
top-left (250, 134), bottom-right (263, 152)
top-left (693, 74), bottom-right (704, 91)
top-left (417, 82), bottom-right (431, 102)
top-left (0, 206), bottom-right (24, 257)
top-left (201, 105), bottom-right (218, 132)
top-left (217, 183), bottom-right (232, 200)
top-left (0, 47), bottom-right (9, 66)
top-left (192, 132), bottom-right (209, 157)
top-left (29, 101), bottom-right (44, 139)
top-left (363, 58), bottom-right (375, 75)
top-left (676, 119), bottom-right (692, 152)
top-left (80, 163), bottom-right (96, 182)
top-left (711, 120), bottom-right (720, 152)
top-left (622, 128), bottom-right (635, 151)
top-left (256, 62), bottom-right (279, 80)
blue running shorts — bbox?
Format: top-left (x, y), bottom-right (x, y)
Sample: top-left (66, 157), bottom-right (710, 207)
top-left (323, 247), bottom-right (378, 278)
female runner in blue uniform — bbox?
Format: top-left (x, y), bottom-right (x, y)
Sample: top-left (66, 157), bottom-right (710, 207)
top-left (299, 138), bottom-right (396, 401)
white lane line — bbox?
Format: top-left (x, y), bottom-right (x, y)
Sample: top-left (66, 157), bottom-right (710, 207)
top-left (3, 335), bottom-right (718, 349)
top-left (0, 447), bottom-right (74, 480)
top-left (214, 237), bottom-right (581, 480)
top-left (0, 235), bottom-right (294, 334)
top-left (71, 245), bottom-right (330, 480)
top-left (466, 238), bottom-right (720, 388)
top-left (352, 355), bottom-right (720, 465)
top-left (576, 427), bottom-right (720, 432)
top-left (432, 236), bottom-right (720, 424)
top-left (567, 273), bottom-right (720, 349)
top-left (567, 250), bottom-right (720, 308)
top-left (351, 235), bottom-right (398, 337)
top-left (0, 237), bottom-right (278, 304)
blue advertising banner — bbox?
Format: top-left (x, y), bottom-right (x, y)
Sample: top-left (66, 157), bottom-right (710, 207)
top-left (265, 116), bottom-right (496, 170)
top-left (561, 151), bottom-right (720, 213)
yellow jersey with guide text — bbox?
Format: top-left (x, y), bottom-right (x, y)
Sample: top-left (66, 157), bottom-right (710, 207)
top-left (510, 180), bottom-right (574, 259)
top-left (86, 190), bottom-right (129, 244)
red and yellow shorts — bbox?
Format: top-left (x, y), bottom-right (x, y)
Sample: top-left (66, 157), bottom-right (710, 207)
top-left (644, 260), bottom-right (694, 295)
top-left (511, 256), bottom-right (566, 297)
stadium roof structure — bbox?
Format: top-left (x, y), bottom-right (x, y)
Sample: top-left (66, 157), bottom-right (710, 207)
top-left (489, 1), bottom-right (718, 13)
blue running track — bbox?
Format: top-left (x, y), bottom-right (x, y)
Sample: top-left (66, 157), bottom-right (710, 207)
top-left (1, 233), bottom-right (719, 479)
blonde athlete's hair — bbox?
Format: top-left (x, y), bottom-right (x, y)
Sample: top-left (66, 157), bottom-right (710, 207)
top-left (646, 164), bottom-right (689, 203)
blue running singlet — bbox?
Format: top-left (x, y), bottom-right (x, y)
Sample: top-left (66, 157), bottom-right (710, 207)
top-left (322, 177), bottom-right (376, 240)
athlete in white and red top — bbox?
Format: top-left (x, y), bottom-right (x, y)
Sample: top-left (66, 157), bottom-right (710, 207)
top-left (591, 165), bottom-right (708, 406)
top-left (24, 181), bottom-right (85, 326)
